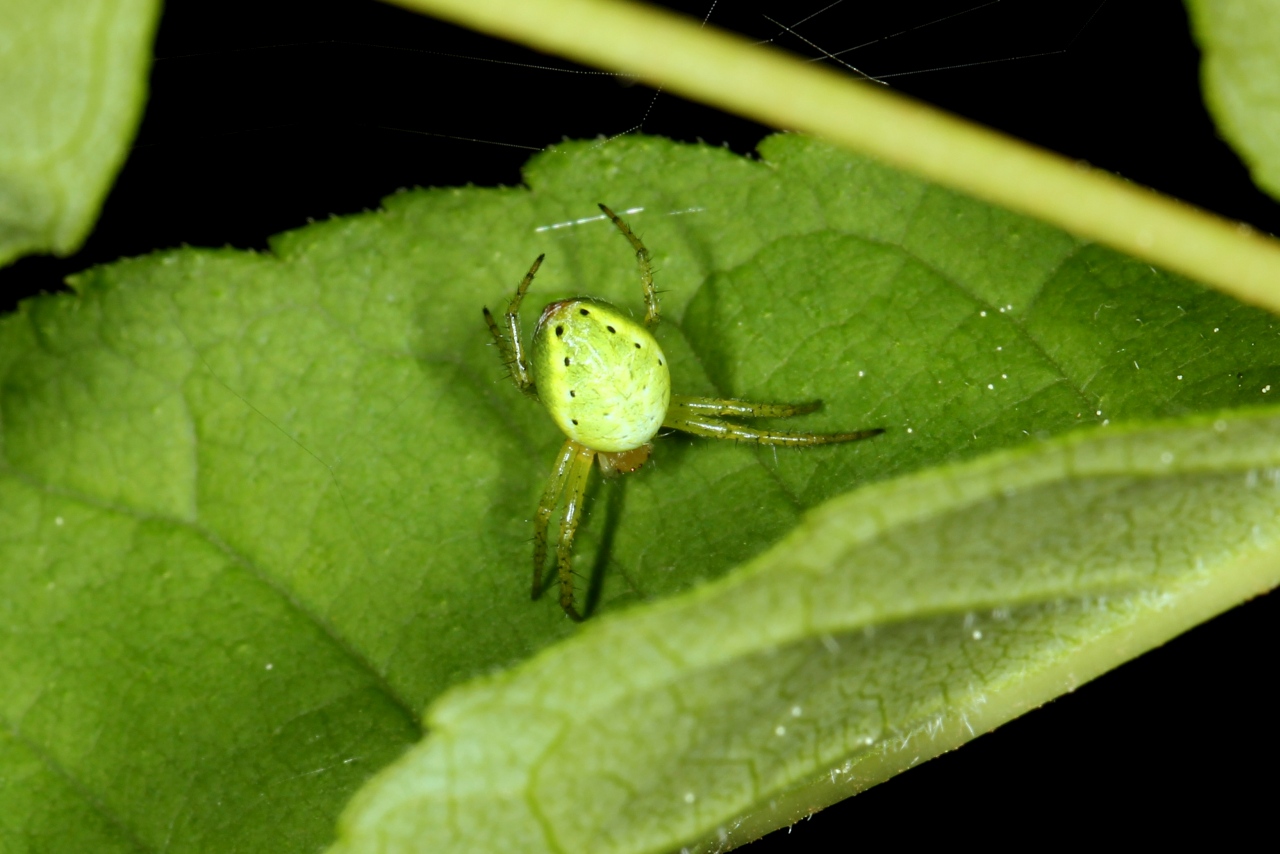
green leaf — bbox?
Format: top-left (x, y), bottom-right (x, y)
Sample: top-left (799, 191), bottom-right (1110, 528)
top-left (3, 135), bottom-right (1279, 850)
top-left (0, 0), bottom-right (160, 267)
top-left (335, 409), bottom-right (1280, 853)
top-left (1187, 0), bottom-right (1280, 201)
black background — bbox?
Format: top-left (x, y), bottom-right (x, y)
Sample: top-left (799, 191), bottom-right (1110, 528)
top-left (2, 0), bottom-right (1275, 848)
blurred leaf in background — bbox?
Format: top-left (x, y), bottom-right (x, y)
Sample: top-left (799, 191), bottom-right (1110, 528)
top-left (0, 0), bottom-right (159, 267)
top-left (1187, 0), bottom-right (1280, 201)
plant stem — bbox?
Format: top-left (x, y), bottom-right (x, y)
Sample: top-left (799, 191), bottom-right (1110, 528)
top-left (392, 0), bottom-right (1280, 315)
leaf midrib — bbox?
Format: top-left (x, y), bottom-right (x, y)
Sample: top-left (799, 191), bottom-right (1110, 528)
top-left (0, 719), bottom-right (150, 854)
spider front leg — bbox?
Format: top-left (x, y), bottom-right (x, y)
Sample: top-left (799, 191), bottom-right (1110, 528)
top-left (668, 395), bottom-right (823, 419)
top-left (532, 438), bottom-right (596, 621)
top-left (532, 439), bottom-right (577, 602)
top-left (598, 204), bottom-right (659, 328)
top-left (482, 253), bottom-right (543, 394)
top-left (664, 394), bottom-right (884, 446)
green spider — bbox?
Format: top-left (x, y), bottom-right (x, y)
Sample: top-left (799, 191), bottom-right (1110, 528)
top-left (484, 204), bottom-right (884, 621)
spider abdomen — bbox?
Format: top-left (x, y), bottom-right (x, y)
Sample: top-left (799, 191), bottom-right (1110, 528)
top-left (530, 298), bottom-right (670, 452)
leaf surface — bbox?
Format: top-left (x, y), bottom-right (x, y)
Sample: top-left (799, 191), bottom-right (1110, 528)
top-left (1, 135), bottom-right (1278, 851)
top-left (335, 410), bottom-right (1280, 853)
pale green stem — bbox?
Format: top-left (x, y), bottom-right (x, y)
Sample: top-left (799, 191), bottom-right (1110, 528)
top-left (390, 0), bottom-right (1280, 315)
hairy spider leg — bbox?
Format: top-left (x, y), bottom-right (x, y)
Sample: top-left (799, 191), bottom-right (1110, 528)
top-left (532, 438), bottom-right (580, 602)
top-left (598, 204), bottom-right (659, 328)
top-left (668, 395), bottom-right (824, 419)
top-left (664, 394), bottom-right (884, 446)
top-left (554, 440), bottom-right (597, 621)
top-left (482, 253), bottom-right (544, 393)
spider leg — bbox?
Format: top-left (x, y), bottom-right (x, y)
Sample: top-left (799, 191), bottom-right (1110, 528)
top-left (663, 412), bottom-right (884, 446)
top-left (482, 253), bottom-right (543, 394)
top-left (532, 438), bottom-right (580, 601)
top-left (598, 204), bottom-right (659, 328)
top-left (669, 394), bottom-right (823, 419)
top-left (554, 441), bottom-right (597, 621)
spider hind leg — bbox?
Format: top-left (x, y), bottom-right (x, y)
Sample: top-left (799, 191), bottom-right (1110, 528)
top-left (482, 254), bottom-right (544, 395)
top-left (598, 204), bottom-right (658, 328)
